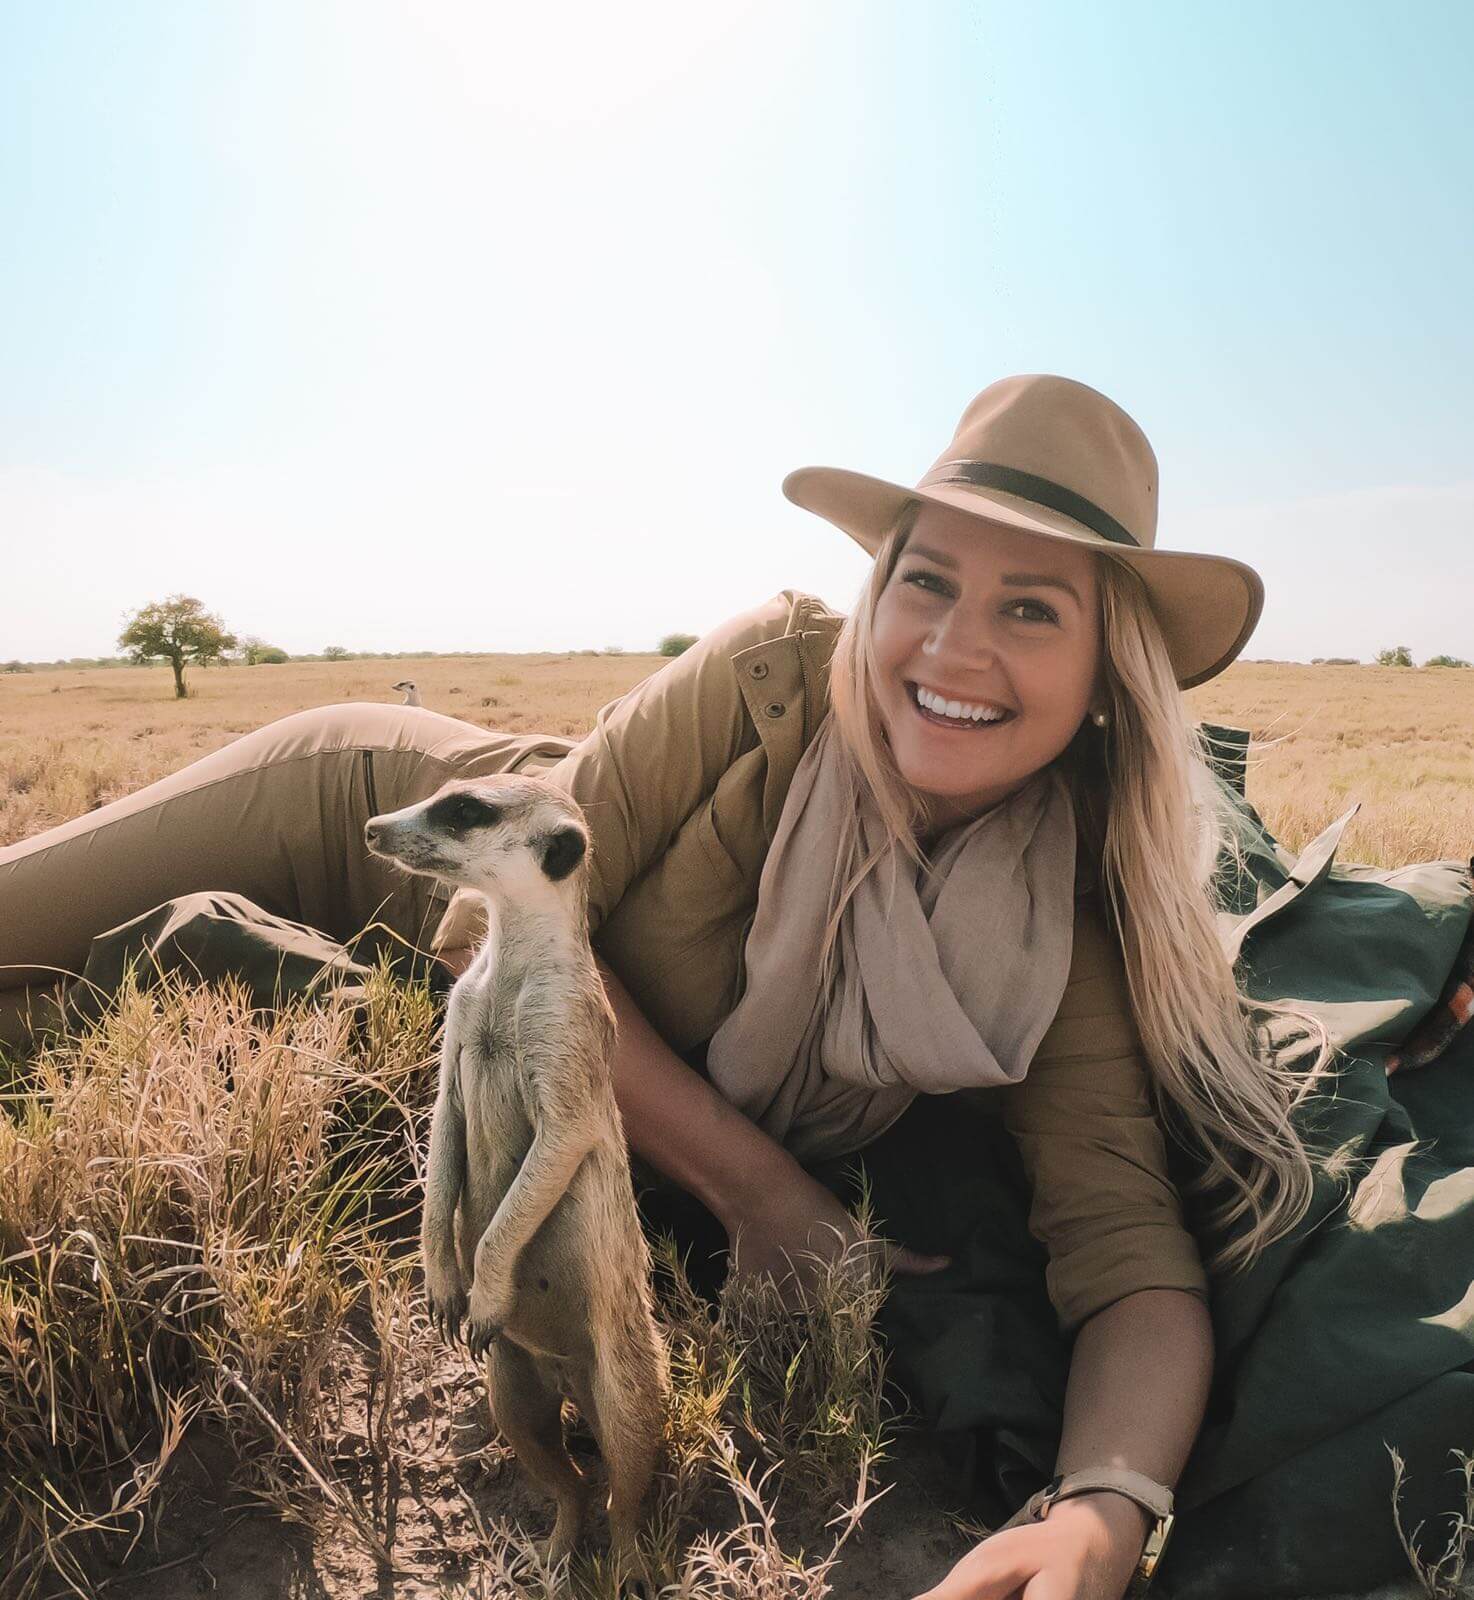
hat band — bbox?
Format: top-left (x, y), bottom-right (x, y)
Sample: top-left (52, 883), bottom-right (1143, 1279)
top-left (919, 461), bottom-right (1141, 549)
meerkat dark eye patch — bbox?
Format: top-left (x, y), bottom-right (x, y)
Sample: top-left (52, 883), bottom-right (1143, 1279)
top-left (428, 792), bottom-right (502, 833)
top-left (537, 826), bottom-right (586, 882)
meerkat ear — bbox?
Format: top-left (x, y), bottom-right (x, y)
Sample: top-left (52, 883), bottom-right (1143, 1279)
top-left (538, 826), bottom-right (586, 883)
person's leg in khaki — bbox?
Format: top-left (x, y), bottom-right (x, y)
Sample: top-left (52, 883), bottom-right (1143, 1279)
top-left (0, 703), bottom-right (576, 1047)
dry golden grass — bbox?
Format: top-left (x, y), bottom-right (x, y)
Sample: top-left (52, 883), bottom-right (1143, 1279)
top-left (0, 968), bottom-right (440, 1597)
top-left (1187, 661), bottom-right (1474, 867)
top-left (0, 654), bottom-right (658, 849)
top-left (4, 652), bottom-right (1472, 865)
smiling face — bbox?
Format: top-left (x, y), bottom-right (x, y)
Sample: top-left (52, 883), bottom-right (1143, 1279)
top-left (869, 501), bottom-right (1105, 836)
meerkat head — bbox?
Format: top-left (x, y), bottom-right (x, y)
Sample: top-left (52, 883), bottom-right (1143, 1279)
top-left (365, 775), bottom-right (589, 908)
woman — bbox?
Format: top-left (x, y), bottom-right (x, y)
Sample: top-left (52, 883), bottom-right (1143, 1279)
top-left (4, 376), bottom-right (1473, 1600)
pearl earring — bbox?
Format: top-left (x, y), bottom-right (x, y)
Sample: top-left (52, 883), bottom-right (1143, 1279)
top-left (1091, 709), bottom-right (1109, 729)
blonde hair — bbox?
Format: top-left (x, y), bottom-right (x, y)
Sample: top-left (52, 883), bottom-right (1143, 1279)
top-left (818, 506), bottom-right (1335, 1276)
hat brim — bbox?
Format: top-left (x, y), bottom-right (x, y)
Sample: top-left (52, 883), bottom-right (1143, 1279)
top-left (783, 465), bottom-right (1263, 691)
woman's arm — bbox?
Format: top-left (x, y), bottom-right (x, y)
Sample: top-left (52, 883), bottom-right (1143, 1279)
top-left (1044, 1288), bottom-right (1214, 1581)
top-left (594, 954), bottom-right (948, 1291)
top-left (918, 1287), bottom-right (1213, 1600)
top-left (1057, 1286), bottom-right (1213, 1509)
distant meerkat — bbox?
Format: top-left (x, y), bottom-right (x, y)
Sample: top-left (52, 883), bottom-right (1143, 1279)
top-left (391, 679), bottom-right (422, 707)
top-left (364, 775), bottom-right (669, 1568)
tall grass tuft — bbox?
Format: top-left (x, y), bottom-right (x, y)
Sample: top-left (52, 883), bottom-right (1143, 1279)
top-left (1389, 1445), bottom-right (1474, 1600)
top-left (719, 1192), bottom-right (896, 1518)
top-left (0, 965), bottom-right (437, 1599)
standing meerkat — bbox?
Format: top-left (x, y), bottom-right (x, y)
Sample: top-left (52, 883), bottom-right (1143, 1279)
top-left (364, 774), bottom-right (670, 1567)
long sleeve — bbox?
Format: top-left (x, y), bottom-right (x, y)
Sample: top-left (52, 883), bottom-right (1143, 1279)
top-left (993, 895), bottom-right (1210, 1336)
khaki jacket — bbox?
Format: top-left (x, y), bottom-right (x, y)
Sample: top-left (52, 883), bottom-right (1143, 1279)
top-left (434, 588), bottom-right (1209, 1333)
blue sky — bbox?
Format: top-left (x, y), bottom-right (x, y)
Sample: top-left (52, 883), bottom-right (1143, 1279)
top-left (2, 0), bottom-right (1470, 662)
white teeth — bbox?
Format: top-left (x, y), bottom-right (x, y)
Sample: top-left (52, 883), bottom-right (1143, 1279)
top-left (913, 684), bottom-right (1009, 723)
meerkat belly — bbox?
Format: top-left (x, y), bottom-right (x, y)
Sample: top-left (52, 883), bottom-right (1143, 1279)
top-left (504, 1139), bottom-right (649, 1362)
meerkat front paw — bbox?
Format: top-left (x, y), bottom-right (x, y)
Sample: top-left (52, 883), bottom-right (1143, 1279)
top-left (463, 1313), bottom-right (504, 1358)
top-left (424, 1265), bottom-right (469, 1346)
top-left (464, 1276), bottom-right (514, 1355)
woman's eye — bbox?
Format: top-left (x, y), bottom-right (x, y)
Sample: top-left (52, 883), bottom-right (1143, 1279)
top-left (903, 571), bottom-right (1057, 624)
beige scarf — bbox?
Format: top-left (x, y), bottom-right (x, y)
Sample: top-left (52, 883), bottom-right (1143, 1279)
top-left (705, 713), bottom-right (1078, 1164)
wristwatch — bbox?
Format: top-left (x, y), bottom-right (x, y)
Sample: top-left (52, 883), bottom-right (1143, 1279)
top-left (999, 1466), bottom-right (1175, 1595)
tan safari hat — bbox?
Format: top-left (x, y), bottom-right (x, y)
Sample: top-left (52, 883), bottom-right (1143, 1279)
top-left (783, 374), bottom-right (1264, 689)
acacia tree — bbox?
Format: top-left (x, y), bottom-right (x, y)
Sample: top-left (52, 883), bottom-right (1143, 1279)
top-left (119, 595), bottom-right (238, 699)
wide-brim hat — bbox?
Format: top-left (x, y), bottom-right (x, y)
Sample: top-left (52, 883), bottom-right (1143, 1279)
top-left (782, 374), bottom-right (1263, 690)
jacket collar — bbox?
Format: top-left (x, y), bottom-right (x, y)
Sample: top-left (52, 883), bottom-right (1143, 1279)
top-left (730, 608), bottom-right (843, 839)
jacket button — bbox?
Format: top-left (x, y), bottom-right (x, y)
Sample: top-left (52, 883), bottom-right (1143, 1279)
top-left (764, 701), bottom-right (786, 718)
top-left (749, 661), bottom-right (769, 680)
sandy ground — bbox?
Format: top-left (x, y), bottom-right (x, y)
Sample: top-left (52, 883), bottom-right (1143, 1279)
top-left (90, 1415), bottom-right (972, 1600)
top-left (85, 1408), bottom-right (1429, 1600)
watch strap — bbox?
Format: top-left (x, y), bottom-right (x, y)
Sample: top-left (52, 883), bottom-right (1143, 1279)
top-left (998, 1468), bottom-right (1175, 1594)
top-left (1037, 1467), bottom-right (1174, 1521)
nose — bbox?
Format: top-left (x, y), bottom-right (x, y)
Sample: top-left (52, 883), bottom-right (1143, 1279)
top-left (364, 819), bottom-right (382, 847)
top-left (921, 605), bottom-right (1000, 672)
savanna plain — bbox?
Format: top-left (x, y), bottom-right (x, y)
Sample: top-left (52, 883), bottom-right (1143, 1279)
top-left (2, 651), bottom-right (1471, 1600)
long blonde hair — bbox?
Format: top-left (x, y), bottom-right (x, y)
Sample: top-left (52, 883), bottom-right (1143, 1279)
top-left (819, 507), bottom-right (1335, 1276)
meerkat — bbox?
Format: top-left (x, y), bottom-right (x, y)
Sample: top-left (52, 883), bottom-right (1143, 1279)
top-left (391, 679), bottom-right (422, 707)
top-left (364, 775), bottom-right (669, 1568)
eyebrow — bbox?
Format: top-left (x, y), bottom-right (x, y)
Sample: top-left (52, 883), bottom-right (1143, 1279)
top-left (903, 544), bottom-right (1084, 605)
top-left (1002, 572), bottom-right (1084, 604)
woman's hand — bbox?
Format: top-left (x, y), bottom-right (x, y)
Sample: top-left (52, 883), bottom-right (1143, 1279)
top-left (721, 1146), bottom-right (949, 1306)
top-left (913, 1494), bottom-right (1150, 1600)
